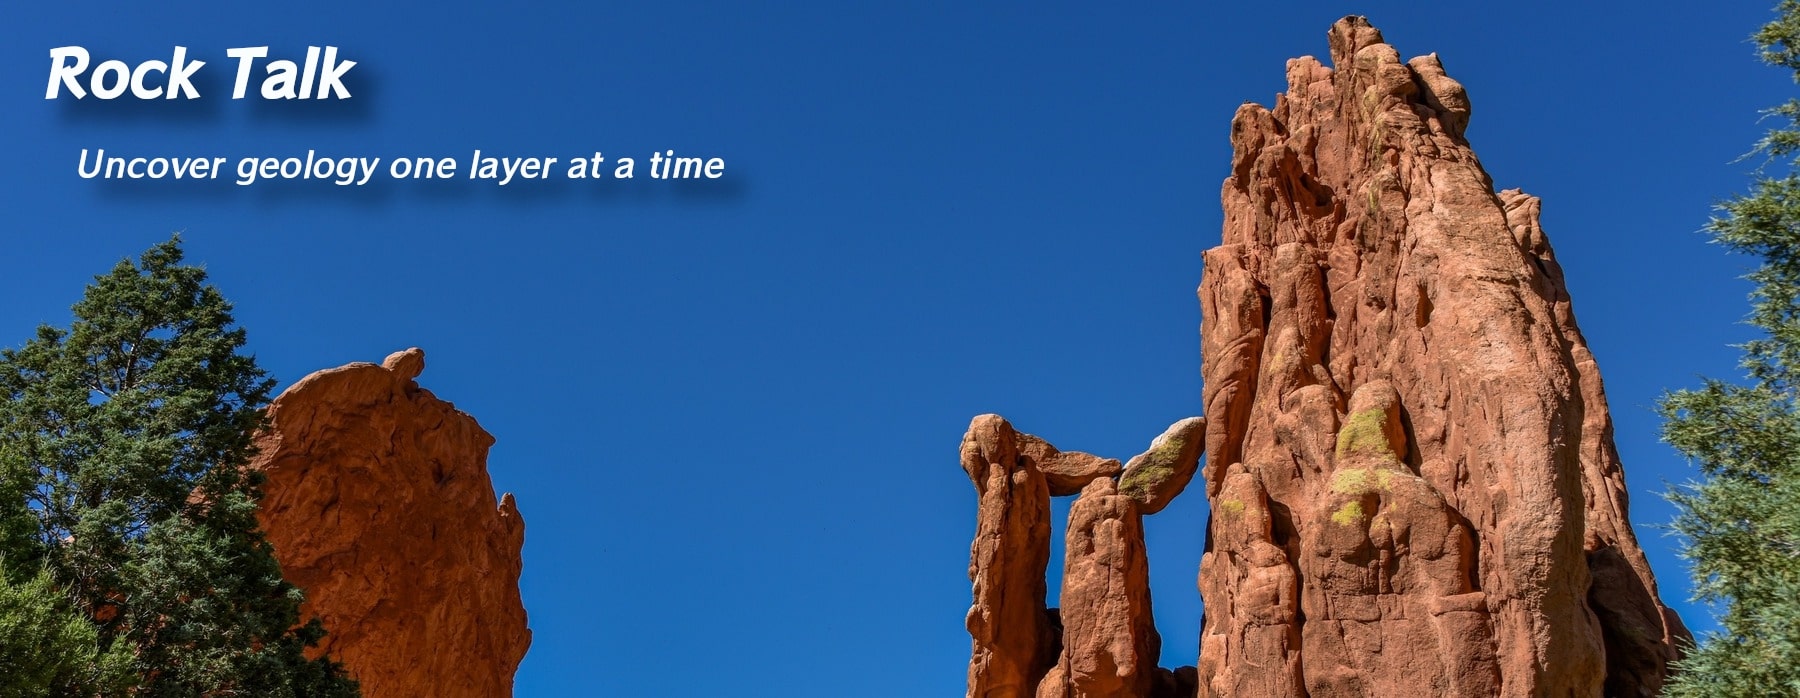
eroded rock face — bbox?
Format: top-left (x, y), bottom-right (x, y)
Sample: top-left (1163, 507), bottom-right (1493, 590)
top-left (1198, 17), bottom-right (1686, 697)
top-left (249, 349), bottom-right (530, 697)
top-left (964, 414), bottom-right (1058, 698)
top-left (963, 415), bottom-right (1198, 698)
top-left (1052, 477), bottom-right (1159, 698)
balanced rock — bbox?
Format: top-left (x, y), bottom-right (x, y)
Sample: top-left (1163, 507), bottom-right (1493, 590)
top-left (1197, 17), bottom-right (1687, 697)
top-left (1017, 431), bottom-right (1124, 497)
top-left (1118, 417), bottom-right (1205, 514)
top-left (248, 349), bottom-right (530, 697)
top-left (962, 415), bottom-right (1193, 698)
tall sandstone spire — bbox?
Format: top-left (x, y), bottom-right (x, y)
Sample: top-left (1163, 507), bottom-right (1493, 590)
top-left (1198, 16), bottom-right (1686, 697)
top-left (963, 16), bottom-right (1689, 698)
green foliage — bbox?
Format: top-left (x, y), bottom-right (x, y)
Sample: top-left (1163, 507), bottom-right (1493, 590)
top-left (0, 562), bottom-right (132, 697)
top-left (1660, 3), bottom-right (1800, 695)
top-left (0, 236), bottom-right (358, 696)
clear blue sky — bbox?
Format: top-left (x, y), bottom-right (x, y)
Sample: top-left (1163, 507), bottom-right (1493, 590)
top-left (0, 2), bottom-right (1784, 695)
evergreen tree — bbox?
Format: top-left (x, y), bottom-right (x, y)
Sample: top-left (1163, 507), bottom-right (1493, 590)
top-left (1660, 3), bottom-right (1800, 696)
top-left (0, 237), bottom-right (357, 696)
top-left (0, 562), bottom-right (132, 697)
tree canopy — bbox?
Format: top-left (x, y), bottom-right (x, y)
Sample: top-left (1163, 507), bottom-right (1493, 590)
top-left (0, 237), bottom-right (357, 696)
top-left (1660, 3), bottom-right (1800, 696)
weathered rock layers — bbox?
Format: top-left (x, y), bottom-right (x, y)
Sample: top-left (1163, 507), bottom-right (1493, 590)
top-left (965, 17), bottom-right (1687, 698)
top-left (249, 349), bottom-right (530, 697)
top-left (962, 415), bottom-right (1202, 698)
top-left (1198, 17), bottom-right (1685, 697)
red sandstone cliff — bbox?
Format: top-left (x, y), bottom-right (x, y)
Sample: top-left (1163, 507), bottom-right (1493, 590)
top-left (249, 348), bottom-right (530, 697)
top-left (1198, 18), bottom-right (1686, 696)
top-left (963, 17), bottom-right (1687, 698)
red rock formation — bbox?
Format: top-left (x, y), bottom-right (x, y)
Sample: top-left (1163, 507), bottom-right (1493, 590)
top-left (249, 349), bottom-right (530, 697)
top-left (1120, 418), bottom-right (1205, 515)
top-left (963, 415), bottom-right (1057, 698)
top-left (1052, 477), bottom-right (1159, 698)
top-left (962, 416), bottom-right (1202, 698)
top-left (1018, 431), bottom-right (1124, 498)
top-left (1198, 17), bottom-right (1687, 697)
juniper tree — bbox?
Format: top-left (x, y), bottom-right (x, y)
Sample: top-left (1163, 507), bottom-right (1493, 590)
top-left (1660, 3), bottom-right (1800, 695)
top-left (0, 562), bottom-right (132, 697)
top-left (0, 236), bottom-right (357, 696)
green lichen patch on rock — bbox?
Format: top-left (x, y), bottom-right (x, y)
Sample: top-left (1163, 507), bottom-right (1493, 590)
top-left (1330, 467), bottom-right (1393, 496)
top-left (1118, 416), bottom-right (1206, 515)
top-left (1119, 459), bottom-right (1174, 499)
top-left (1336, 408), bottom-right (1398, 461)
top-left (1331, 500), bottom-right (1366, 526)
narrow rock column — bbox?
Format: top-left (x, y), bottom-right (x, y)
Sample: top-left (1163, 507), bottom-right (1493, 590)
top-left (1197, 465), bottom-right (1303, 698)
top-left (1048, 477), bottom-right (1158, 698)
top-left (963, 415), bottom-right (1057, 698)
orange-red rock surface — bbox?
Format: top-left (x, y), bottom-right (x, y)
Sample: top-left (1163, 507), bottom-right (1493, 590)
top-left (962, 415), bottom-right (1202, 698)
top-left (249, 349), bottom-right (529, 697)
top-left (1053, 477), bottom-right (1161, 698)
top-left (963, 415), bottom-right (1058, 698)
top-left (964, 16), bottom-right (1687, 698)
top-left (1197, 17), bottom-right (1686, 697)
